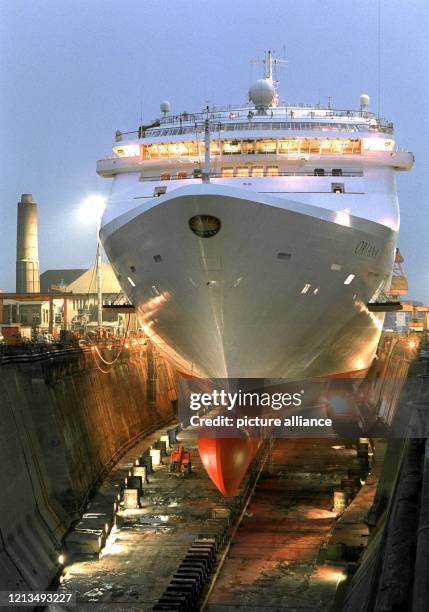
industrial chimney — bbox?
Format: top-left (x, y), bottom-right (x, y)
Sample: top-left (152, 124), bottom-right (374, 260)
top-left (16, 194), bottom-right (40, 293)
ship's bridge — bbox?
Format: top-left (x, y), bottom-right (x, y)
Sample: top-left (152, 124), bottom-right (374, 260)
top-left (98, 51), bottom-right (413, 178)
top-left (97, 114), bottom-right (413, 179)
top-left (97, 94), bottom-right (413, 178)
top-left (114, 133), bottom-right (393, 160)
top-left (105, 103), bottom-right (405, 163)
top-left (115, 102), bottom-right (395, 143)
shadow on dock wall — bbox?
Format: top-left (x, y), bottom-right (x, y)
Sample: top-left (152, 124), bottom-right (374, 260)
top-left (0, 343), bottom-right (176, 591)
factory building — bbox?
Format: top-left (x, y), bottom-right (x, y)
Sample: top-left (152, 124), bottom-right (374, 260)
top-left (41, 263), bottom-right (123, 332)
top-left (1, 263), bottom-right (127, 337)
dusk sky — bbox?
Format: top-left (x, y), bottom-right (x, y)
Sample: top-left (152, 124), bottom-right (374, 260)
top-left (0, 0), bottom-right (428, 300)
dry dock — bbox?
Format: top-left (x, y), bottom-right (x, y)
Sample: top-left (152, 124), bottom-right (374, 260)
top-left (1, 334), bottom-right (429, 611)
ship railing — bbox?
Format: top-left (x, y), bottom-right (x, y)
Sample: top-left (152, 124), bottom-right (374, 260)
top-left (101, 150), bottom-right (366, 162)
top-left (138, 170), bottom-right (364, 182)
top-left (154, 105), bottom-right (379, 124)
top-left (115, 119), bottom-right (393, 142)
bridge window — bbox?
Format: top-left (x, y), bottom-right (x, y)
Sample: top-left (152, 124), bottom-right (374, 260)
top-left (222, 140), bottom-right (242, 154)
top-left (160, 172), bottom-right (171, 180)
top-left (221, 167), bottom-right (234, 178)
top-left (343, 140), bottom-right (354, 154)
top-left (320, 139), bottom-right (333, 154)
top-left (256, 140), bottom-right (277, 154)
top-left (343, 139), bottom-right (361, 154)
top-left (177, 171), bottom-right (188, 179)
top-left (251, 166), bottom-right (264, 177)
top-left (208, 140), bottom-right (221, 156)
top-left (314, 168), bottom-right (325, 176)
top-left (309, 139), bottom-right (321, 154)
top-left (139, 137), bottom-right (365, 161)
top-left (332, 168), bottom-right (343, 176)
top-left (278, 139), bottom-right (299, 154)
top-left (330, 139), bottom-right (344, 154)
top-left (242, 140), bottom-right (255, 154)
top-left (300, 139), bottom-right (310, 155)
top-left (112, 144), bottom-right (141, 158)
top-left (236, 167), bottom-right (250, 177)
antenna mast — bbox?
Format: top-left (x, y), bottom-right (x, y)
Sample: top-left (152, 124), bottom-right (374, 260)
top-left (202, 106), bottom-right (211, 183)
top-left (377, 0), bottom-right (382, 118)
top-left (253, 49), bottom-right (288, 83)
top-left (266, 50), bottom-right (273, 80)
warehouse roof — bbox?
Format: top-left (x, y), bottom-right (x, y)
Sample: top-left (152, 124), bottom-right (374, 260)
top-left (40, 269), bottom-right (86, 292)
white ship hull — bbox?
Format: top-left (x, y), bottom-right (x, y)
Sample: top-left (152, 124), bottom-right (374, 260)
top-left (101, 184), bottom-right (396, 379)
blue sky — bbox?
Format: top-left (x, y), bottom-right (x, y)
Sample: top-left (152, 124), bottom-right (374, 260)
top-left (0, 0), bottom-right (428, 300)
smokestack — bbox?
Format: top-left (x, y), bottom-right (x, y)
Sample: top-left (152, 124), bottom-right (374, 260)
top-left (16, 194), bottom-right (40, 293)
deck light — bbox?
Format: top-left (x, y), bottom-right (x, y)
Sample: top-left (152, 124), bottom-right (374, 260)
top-left (79, 195), bottom-right (106, 223)
top-left (79, 195), bottom-right (107, 335)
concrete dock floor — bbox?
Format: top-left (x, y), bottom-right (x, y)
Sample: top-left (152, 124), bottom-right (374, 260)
top-left (206, 439), bottom-right (357, 611)
top-left (52, 425), bottom-right (223, 610)
top-left (52, 435), bottom-right (366, 611)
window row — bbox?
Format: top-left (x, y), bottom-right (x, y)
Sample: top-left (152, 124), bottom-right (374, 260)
top-left (220, 166), bottom-right (279, 177)
top-left (136, 137), bottom-right (363, 159)
top-left (145, 167), bottom-right (349, 180)
top-left (115, 137), bottom-right (396, 160)
top-left (220, 167), bottom-right (346, 178)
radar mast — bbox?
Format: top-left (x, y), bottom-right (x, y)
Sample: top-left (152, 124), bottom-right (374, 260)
top-left (250, 50), bottom-right (288, 110)
top-left (253, 49), bottom-right (288, 83)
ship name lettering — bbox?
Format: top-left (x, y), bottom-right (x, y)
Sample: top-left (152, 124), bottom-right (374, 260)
top-left (354, 240), bottom-right (379, 258)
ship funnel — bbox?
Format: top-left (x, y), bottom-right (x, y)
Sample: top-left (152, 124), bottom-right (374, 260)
top-left (16, 193), bottom-right (40, 293)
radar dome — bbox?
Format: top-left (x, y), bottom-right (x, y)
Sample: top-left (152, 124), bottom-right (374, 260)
top-left (360, 94), bottom-right (370, 108)
top-left (249, 79), bottom-right (275, 109)
top-left (160, 101), bottom-right (171, 115)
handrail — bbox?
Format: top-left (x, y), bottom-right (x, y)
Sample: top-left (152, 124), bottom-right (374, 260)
top-left (137, 170), bottom-right (364, 182)
top-left (155, 105), bottom-right (379, 124)
top-left (0, 345), bottom-right (84, 365)
top-left (116, 119), bottom-right (393, 142)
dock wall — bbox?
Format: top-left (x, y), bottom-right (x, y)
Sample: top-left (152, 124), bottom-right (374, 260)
top-left (0, 343), bottom-right (176, 591)
top-left (338, 342), bottom-right (429, 611)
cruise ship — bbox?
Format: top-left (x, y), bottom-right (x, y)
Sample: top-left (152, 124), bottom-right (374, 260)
top-left (97, 52), bottom-right (414, 380)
